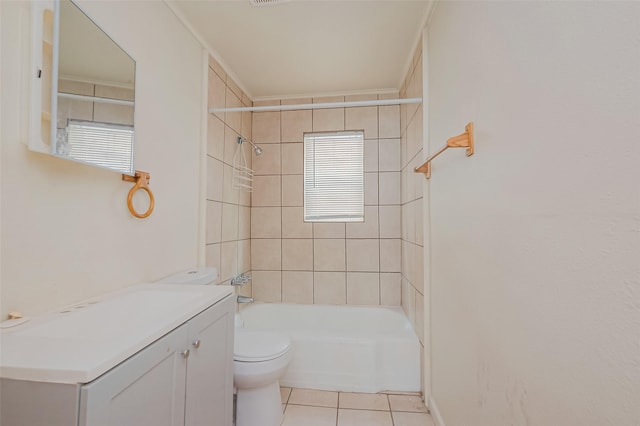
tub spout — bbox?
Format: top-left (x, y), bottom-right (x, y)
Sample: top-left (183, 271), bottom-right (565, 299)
top-left (237, 295), bottom-right (254, 304)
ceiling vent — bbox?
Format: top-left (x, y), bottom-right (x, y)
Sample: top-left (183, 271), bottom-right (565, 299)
top-left (249, 0), bottom-right (290, 6)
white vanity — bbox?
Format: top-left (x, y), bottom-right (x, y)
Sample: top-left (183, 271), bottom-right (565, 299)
top-left (0, 283), bottom-right (235, 426)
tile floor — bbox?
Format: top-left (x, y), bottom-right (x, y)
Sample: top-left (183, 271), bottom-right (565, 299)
top-left (280, 387), bottom-right (436, 426)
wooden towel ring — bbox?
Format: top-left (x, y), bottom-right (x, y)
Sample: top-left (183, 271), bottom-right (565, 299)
top-left (122, 170), bottom-right (155, 219)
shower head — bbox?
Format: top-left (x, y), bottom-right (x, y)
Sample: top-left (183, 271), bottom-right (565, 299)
top-left (239, 137), bottom-right (264, 156)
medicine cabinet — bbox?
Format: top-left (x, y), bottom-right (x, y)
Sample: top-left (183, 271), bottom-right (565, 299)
top-left (29, 0), bottom-right (136, 175)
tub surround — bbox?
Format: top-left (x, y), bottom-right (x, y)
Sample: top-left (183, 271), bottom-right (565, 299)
top-left (205, 55), bottom-right (253, 294)
top-left (399, 38), bottom-right (427, 397)
top-left (248, 95), bottom-right (403, 306)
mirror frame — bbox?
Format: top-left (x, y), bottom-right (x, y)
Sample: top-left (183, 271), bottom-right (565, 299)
top-left (28, 0), bottom-right (137, 176)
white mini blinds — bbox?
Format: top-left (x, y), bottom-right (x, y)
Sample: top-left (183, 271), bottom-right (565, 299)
top-left (64, 120), bottom-right (134, 175)
top-left (303, 131), bottom-right (364, 222)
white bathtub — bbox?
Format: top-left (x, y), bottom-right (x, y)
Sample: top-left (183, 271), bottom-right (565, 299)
top-left (238, 303), bottom-right (421, 393)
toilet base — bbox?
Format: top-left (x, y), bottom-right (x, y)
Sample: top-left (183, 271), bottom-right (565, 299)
top-left (236, 380), bottom-right (282, 426)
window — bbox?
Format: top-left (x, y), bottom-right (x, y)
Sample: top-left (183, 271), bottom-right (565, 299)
top-left (64, 120), bottom-right (134, 174)
top-left (303, 131), bottom-right (364, 222)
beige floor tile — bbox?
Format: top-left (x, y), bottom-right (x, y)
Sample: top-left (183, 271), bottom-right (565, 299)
top-left (339, 392), bottom-right (389, 411)
top-left (337, 409), bottom-right (393, 426)
top-left (392, 411), bottom-right (436, 426)
top-left (281, 405), bottom-right (337, 426)
top-left (289, 388), bottom-right (339, 408)
top-left (388, 394), bottom-right (428, 413)
top-left (280, 387), bottom-right (292, 403)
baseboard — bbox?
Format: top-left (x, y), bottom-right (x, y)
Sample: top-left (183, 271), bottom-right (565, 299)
top-left (428, 396), bottom-right (446, 426)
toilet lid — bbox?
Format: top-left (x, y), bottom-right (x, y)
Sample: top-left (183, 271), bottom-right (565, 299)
top-left (234, 330), bottom-right (291, 362)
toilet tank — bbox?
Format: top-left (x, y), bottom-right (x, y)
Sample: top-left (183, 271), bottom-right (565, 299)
top-left (155, 267), bottom-right (219, 285)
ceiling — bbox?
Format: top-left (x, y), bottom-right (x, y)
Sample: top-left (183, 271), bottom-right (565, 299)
top-left (168, 0), bottom-right (430, 100)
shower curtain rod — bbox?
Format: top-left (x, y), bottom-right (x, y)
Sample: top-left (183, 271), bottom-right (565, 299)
top-left (209, 97), bottom-right (422, 114)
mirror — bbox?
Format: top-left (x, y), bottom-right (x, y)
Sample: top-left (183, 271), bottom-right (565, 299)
top-left (52, 0), bottom-right (136, 175)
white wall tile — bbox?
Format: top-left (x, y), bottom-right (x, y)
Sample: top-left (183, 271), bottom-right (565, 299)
top-left (313, 108), bottom-right (344, 132)
top-left (281, 109), bottom-right (312, 142)
top-left (364, 172), bottom-right (379, 206)
top-left (282, 207), bottom-right (312, 238)
top-left (208, 68), bottom-right (226, 120)
top-left (314, 239), bottom-right (346, 271)
top-left (205, 243), bottom-right (221, 273)
top-left (380, 239), bottom-right (401, 272)
top-left (282, 143), bottom-right (303, 175)
top-left (238, 239), bottom-right (251, 273)
top-left (207, 114), bottom-right (225, 161)
top-left (313, 222), bottom-right (346, 238)
top-left (379, 138), bottom-right (401, 172)
top-left (225, 87), bottom-right (242, 134)
top-left (206, 201), bottom-right (222, 244)
top-left (379, 105), bottom-right (400, 138)
top-left (220, 241), bottom-right (238, 282)
top-left (221, 203), bottom-right (239, 242)
top-left (380, 273), bottom-right (401, 306)
top-left (282, 174), bottom-right (303, 207)
top-left (347, 272), bottom-right (380, 305)
top-left (379, 205), bottom-right (401, 238)
top-left (282, 271), bottom-right (314, 304)
top-left (282, 239), bottom-right (313, 271)
top-left (379, 172), bottom-right (401, 205)
top-left (251, 207), bottom-right (282, 238)
top-left (252, 111), bottom-right (281, 143)
top-left (345, 106), bottom-right (378, 139)
top-left (346, 206), bottom-right (379, 239)
top-left (222, 163), bottom-right (239, 205)
top-left (206, 157), bottom-right (224, 202)
top-left (238, 206), bottom-right (251, 240)
top-left (314, 272), bottom-right (346, 304)
top-left (251, 239), bottom-right (281, 270)
top-left (253, 143), bottom-right (281, 175)
top-left (346, 239), bottom-right (379, 272)
top-left (364, 139), bottom-right (379, 172)
top-left (252, 175), bottom-right (281, 206)
top-left (252, 271), bottom-right (282, 302)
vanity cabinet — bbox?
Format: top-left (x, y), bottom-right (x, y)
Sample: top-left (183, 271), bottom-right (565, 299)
top-left (1, 292), bottom-right (235, 426)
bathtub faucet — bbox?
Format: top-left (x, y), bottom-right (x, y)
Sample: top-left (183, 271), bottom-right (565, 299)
top-left (231, 273), bottom-right (252, 286)
top-left (237, 295), bottom-right (254, 304)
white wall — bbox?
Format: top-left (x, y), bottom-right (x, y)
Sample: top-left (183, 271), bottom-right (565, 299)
top-left (426, 2), bottom-right (640, 425)
top-left (1, 1), bottom-right (205, 318)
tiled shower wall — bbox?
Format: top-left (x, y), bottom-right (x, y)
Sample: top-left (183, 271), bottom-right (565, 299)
top-left (250, 96), bottom-right (403, 305)
top-left (400, 42), bottom-right (425, 348)
top-left (205, 56), bottom-right (253, 294)
top-left (57, 79), bottom-right (134, 128)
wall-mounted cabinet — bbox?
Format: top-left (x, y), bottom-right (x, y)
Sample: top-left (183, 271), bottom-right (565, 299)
top-left (29, 0), bottom-right (56, 152)
top-left (27, 0), bottom-right (136, 175)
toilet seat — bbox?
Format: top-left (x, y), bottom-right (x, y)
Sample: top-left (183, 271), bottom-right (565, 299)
top-left (234, 330), bottom-right (291, 362)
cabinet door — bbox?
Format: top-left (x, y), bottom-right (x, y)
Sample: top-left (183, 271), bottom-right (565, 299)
top-left (79, 324), bottom-right (188, 426)
top-left (185, 295), bottom-right (235, 426)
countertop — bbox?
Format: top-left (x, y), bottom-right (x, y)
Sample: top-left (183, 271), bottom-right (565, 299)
top-left (0, 283), bottom-right (233, 384)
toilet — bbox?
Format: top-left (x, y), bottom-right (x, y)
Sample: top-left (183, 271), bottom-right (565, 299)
top-left (156, 268), bottom-right (292, 426)
top-left (234, 328), bottom-right (292, 426)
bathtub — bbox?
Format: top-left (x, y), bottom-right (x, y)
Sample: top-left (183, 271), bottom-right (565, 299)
top-left (238, 303), bottom-right (421, 393)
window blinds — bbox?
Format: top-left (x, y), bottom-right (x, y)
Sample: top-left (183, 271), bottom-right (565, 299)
top-left (66, 120), bottom-right (134, 174)
top-left (303, 131), bottom-right (364, 222)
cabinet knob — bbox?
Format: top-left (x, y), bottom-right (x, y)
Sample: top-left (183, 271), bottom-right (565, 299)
top-left (192, 339), bottom-right (201, 349)
top-left (181, 349), bottom-right (190, 359)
